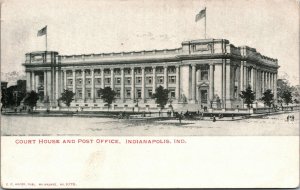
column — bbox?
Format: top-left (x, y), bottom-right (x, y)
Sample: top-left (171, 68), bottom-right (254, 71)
top-left (91, 68), bottom-right (95, 102)
top-left (251, 67), bottom-right (255, 90)
top-left (164, 66), bottom-right (168, 89)
top-left (191, 64), bottom-right (196, 102)
top-left (31, 71), bottom-right (35, 92)
top-left (261, 71), bottom-right (265, 93)
top-left (175, 65), bottom-right (180, 101)
top-left (243, 65), bottom-right (247, 88)
top-left (55, 70), bottom-right (59, 100)
top-left (141, 67), bottom-right (145, 102)
top-left (274, 73), bottom-right (278, 100)
top-left (209, 63), bottom-right (214, 101)
top-left (43, 71), bottom-right (47, 98)
top-left (82, 69), bottom-right (85, 101)
top-left (152, 66), bottom-right (156, 93)
top-left (131, 67), bottom-right (135, 100)
top-left (63, 70), bottom-right (67, 91)
top-left (222, 60), bottom-right (226, 107)
top-left (35, 74), bottom-right (39, 92)
top-left (240, 61), bottom-right (244, 91)
top-left (120, 68), bottom-right (125, 102)
top-left (225, 62), bottom-right (231, 102)
top-left (110, 68), bottom-right (114, 90)
top-left (101, 68), bottom-right (105, 89)
top-left (72, 70), bottom-right (76, 93)
top-left (26, 72), bottom-right (31, 91)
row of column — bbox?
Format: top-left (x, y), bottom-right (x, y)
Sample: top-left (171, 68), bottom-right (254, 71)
top-left (61, 66), bottom-right (181, 103)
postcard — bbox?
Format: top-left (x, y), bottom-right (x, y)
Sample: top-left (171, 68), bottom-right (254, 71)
top-left (1, 0), bottom-right (299, 188)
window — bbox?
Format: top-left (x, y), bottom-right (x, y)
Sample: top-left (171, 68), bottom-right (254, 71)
top-left (157, 76), bottom-right (164, 84)
top-left (85, 70), bottom-right (91, 76)
top-left (66, 71), bottom-right (73, 77)
top-left (105, 78), bottom-right (111, 84)
top-left (156, 67), bottom-right (163, 74)
top-left (76, 79), bottom-right (82, 85)
top-left (168, 67), bottom-right (175, 73)
top-left (145, 68), bottom-right (152, 74)
top-left (125, 69), bottom-right (131, 75)
top-left (126, 77), bottom-right (131, 85)
top-left (168, 76), bottom-right (176, 84)
top-left (126, 89), bottom-right (131, 98)
top-left (76, 70), bottom-right (82, 76)
top-left (86, 78), bottom-right (91, 85)
top-left (135, 68), bottom-right (141, 75)
top-left (94, 69), bottom-right (101, 75)
top-left (146, 76), bottom-right (153, 84)
top-left (115, 69), bottom-right (121, 75)
top-left (137, 89), bottom-right (142, 98)
top-left (96, 78), bottom-right (101, 85)
top-left (86, 89), bottom-right (91, 98)
top-left (234, 86), bottom-right (238, 98)
top-left (201, 90), bottom-right (208, 103)
top-left (115, 89), bottom-right (120, 98)
top-left (104, 69), bottom-right (111, 75)
top-left (201, 70), bottom-right (208, 80)
top-left (135, 77), bottom-right (142, 84)
top-left (76, 89), bottom-right (82, 98)
top-left (169, 90), bottom-right (175, 99)
top-left (147, 89), bottom-right (152, 98)
top-left (96, 89), bottom-right (101, 98)
top-left (67, 79), bottom-right (73, 85)
top-left (115, 77), bottom-right (121, 84)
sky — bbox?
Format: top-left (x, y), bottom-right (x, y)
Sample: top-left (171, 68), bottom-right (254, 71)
top-left (1, 0), bottom-right (299, 85)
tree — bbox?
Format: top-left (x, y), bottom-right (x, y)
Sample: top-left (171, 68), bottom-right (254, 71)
top-left (99, 87), bottom-right (116, 111)
top-left (24, 90), bottom-right (39, 111)
top-left (261, 89), bottom-right (274, 112)
top-left (239, 86), bottom-right (255, 109)
top-left (59, 89), bottom-right (75, 108)
top-left (281, 90), bottom-right (292, 105)
top-left (152, 85), bottom-right (169, 109)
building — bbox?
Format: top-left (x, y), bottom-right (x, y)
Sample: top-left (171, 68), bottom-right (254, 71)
top-left (23, 38), bottom-right (279, 110)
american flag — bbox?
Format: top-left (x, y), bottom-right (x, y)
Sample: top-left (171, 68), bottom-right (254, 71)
top-left (195, 8), bottom-right (206, 22)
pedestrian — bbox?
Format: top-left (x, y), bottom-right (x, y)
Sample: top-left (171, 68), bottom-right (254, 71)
top-left (213, 115), bottom-right (216, 122)
top-left (232, 114), bottom-right (234, 120)
top-left (287, 115), bottom-right (289, 122)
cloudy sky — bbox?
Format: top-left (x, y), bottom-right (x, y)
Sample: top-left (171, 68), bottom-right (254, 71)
top-left (1, 0), bottom-right (299, 85)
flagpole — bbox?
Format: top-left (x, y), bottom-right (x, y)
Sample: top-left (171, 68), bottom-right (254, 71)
top-left (204, 7), bottom-right (206, 39)
top-left (46, 28), bottom-right (47, 51)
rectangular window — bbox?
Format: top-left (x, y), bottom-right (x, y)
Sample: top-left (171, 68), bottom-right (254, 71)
top-left (104, 69), bottom-right (111, 75)
top-left (125, 69), bottom-right (131, 75)
top-left (94, 69), bottom-right (101, 75)
top-left (147, 89), bottom-right (152, 98)
top-left (76, 70), bottom-right (82, 76)
top-left (168, 67), bottom-right (175, 73)
top-left (135, 68), bottom-right (141, 75)
top-left (137, 89), bottom-right (142, 98)
top-left (86, 89), bottom-right (91, 98)
top-left (85, 70), bottom-right (91, 76)
top-left (169, 90), bottom-right (175, 99)
top-left (145, 68), bottom-right (153, 74)
top-left (76, 78), bottom-right (82, 85)
top-left (67, 79), bottom-right (73, 85)
top-left (86, 78), bottom-right (91, 85)
top-left (105, 78), bottom-right (111, 84)
top-left (126, 89), bottom-right (131, 98)
top-left (135, 77), bottom-right (142, 84)
top-left (115, 89), bottom-right (121, 98)
top-left (66, 71), bottom-right (73, 77)
top-left (157, 76), bottom-right (164, 84)
top-left (96, 89), bottom-right (101, 98)
top-left (115, 77), bottom-right (121, 84)
top-left (76, 89), bottom-right (82, 98)
top-left (126, 77), bottom-right (131, 85)
top-left (201, 70), bottom-right (208, 80)
top-left (96, 78), bottom-right (101, 85)
top-left (115, 69), bottom-right (121, 75)
top-left (146, 76), bottom-right (153, 84)
top-left (168, 76), bottom-right (176, 84)
top-left (157, 67), bottom-right (163, 74)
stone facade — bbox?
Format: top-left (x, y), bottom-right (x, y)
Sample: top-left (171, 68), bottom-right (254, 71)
top-left (23, 38), bottom-right (279, 110)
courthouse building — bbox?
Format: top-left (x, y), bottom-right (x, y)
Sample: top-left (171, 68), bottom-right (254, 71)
top-left (23, 38), bottom-right (279, 110)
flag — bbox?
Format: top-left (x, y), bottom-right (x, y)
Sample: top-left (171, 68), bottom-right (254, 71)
top-left (195, 8), bottom-right (206, 22)
top-left (37, 26), bottom-right (47, 36)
